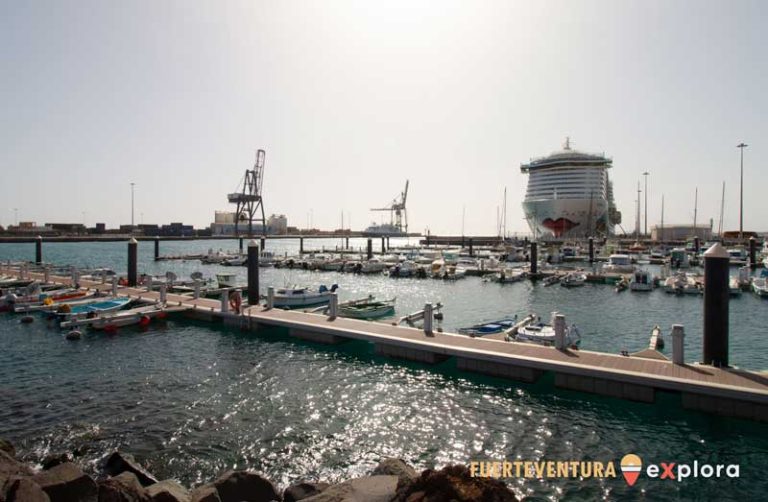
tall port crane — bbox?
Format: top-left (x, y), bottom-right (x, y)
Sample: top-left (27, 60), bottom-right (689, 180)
top-left (371, 180), bottom-right (409, 234)
top-left (228, 149), bottom-right (266, 236)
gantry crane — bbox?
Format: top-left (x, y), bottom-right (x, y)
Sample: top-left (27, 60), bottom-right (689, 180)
top-left (228, 149), bottom-right (266, 236)
top-left (371, 180), bottom-right (409, 234)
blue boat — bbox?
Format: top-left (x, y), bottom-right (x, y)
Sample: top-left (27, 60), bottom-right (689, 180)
top-left (458, 317), bottom-right (518, 336)
top-left (55, 297), bottom-right (132, 319)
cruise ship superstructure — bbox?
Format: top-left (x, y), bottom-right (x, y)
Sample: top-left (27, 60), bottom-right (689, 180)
top-left (521, 138), bottom-right (621, 238)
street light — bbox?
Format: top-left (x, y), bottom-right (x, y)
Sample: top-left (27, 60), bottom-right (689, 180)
top-left (642, 171), bottom-right (649, 237)
top-left (737, 143), bottom-right (748, 241)
top-left (130, 182), bottom-right (135, 229)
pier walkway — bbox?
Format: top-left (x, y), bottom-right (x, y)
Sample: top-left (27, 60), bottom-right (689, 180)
top-left (5, 265), bottom-right (768, 422)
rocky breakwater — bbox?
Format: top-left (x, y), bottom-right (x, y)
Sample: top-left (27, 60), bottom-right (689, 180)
top-left (0, 439), bottom-right (518, 502)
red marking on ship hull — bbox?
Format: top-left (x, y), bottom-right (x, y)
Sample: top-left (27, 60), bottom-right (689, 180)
top-left (542, 218), bottom-right (580, 237)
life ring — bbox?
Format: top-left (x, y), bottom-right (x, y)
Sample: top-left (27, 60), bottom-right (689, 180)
top-left (118, 278), bottom-right (128, 286)
top-left (229, 291), bottom-right (242, 314)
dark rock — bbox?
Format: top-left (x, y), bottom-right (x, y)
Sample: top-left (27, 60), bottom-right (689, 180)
top-left (0, 450), bottom-right (34, 490)
top-left (392, 465), bottom-right (518, 502)
top-left (0, 440), bottom-right (15, 458)
top-left (211, 471), bottom-right (280, 502)
top-left (32, 462), bottom-right (98, 502)
top-left (300, 476), bottom-right (398, 502)
top-left (188, 485), bottom-right (219, 502)
top-left (103, 453), bottom-right (158, 487)
top-left (146, 481), bottom-right (189, 502)
top-left (371, 459), bottom-right (417, 489)
top-left (283, 482), bottom-right (329, 502)
top-left (4, 477), bottom-right (51, 502)
top-left (97, 472), bottom-right (149, 502)
top-left (42, 453), bottom-right (74, 471)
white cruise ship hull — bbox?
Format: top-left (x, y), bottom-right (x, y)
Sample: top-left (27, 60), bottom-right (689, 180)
top-left (523, 198), bottom-right (609, 238)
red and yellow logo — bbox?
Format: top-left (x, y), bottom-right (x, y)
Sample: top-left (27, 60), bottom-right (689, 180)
top-left (620, 454), bottom-right (643, 486)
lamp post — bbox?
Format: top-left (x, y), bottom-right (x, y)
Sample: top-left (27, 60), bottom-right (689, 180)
top-left (642, 171), bottom-right (649, 237)
top-left (737, 143), bottom-right (747, 241)
top-left (130, 182), bottom-right (136, 229)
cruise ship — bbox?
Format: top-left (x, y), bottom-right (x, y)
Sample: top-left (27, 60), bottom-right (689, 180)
top-left (521, 138), bottom-right (621, 238)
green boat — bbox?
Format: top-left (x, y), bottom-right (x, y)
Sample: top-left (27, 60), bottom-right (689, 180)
top-left (339, 297), bottom-right (396, 319)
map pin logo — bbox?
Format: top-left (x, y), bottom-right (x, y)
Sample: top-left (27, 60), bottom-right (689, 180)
top-left (620, 454), bottom-right (642, 486)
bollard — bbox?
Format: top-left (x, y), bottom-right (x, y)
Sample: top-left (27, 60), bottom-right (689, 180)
top-left (530, 242), bottom-right (538, 275)
top-left (703, 243), bottom-right (729, 367)
top-left (159, 283), bottom-right (167, 304)
top-left (193, 279), bottom-right (201, 299)
top-left (247, 240), bottom-right (259, 306)
top-left (154, 237), bottom-right (160, 261)
top-left (367, 239), bottom-right (373, 260)
top-left (111, 276), bottom-right (118, 296)
top-left (267, 287), bottom-right (274, 309)
top-left (260, 237), bottom-right (266, 252)
top-left (749, 237), bottom-right (757, 268)
top-left (671, 324), bottom-right (685, 365)
top-left (44, 266), bottom-right (50, 284)
top-left (127, 238), bottom-right (138, 287)
top-left (469, 238), bottom-right (474, 257)
top-left (588, 237), bottom-right (594, 263)
top-left (328, 293), bottom-right (338, 319)
top-left (554, 313), bottom-right (566, 350)
top-left (35, 236), bottom-right (43, 264)
top-left (220, 290), bottom-right (229, 314)
top-left (423, 303), bottom-right (434, 335)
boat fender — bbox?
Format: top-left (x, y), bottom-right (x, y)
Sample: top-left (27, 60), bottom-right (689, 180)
top-left (139, 315), bottom-right (151, 327)
top-left (229, 291), bottom-right (242, 314)
top-left (118, 277), bottom-right (128, 286)
top-left (20, 315), bottom-right (34, 324)
top-left (104, 324), bottom-right (118, 334)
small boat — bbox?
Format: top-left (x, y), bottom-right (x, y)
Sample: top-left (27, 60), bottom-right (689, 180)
top-left (729, 277), bottom-right (742, 297)
top-left (360, 258), bottom-right (387, 274)
top-left (663, 273), bottom-right (700, 295)
top-left (338, 297), bottom-right (396, 319)
top-left (603, 254), bottom-right (635, 274)
top-left (560, 272), bottom-right (586, 288)
top-left (55, 297), bottom-right (133, 319)
top-left (615, 277), bottom-right (629, 292)
top-left (542, 275), bottom-right (561, 286)
top-left (273, 284), bottom-right (339, 308)
top-left (516, 316), bottom-right (581, 347)
top-left (458, 317), bottom-right (518, 337)
top-left (490, 268), bottom-right (527, 283)
top-left (216, 273), bottom-right (239, 288)
top-left (221, 255), bottom-right (247, 266)
top-left (629, 270), bottom-right (653, 292)
top-left (752, 277), bottom-right (768, 298)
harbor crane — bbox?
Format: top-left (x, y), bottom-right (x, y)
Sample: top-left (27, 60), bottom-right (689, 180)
top-left (228, 149), bottom-right (267, 236)
top-left (371, 180), bottom-right (409, 234)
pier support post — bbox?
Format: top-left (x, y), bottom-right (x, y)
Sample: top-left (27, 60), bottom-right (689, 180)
top-left (328, 293), bottom-right (338, 320)
top-left (247, 240), bottom-right (259, 307)
top-left (469, 238), bottom-right (474, 257)
top-left (159, 283), bottom-right (167, 305)
top-left (554, 314), bottom-right (566, 350)
top-left (423, 303), bottom-right (434, 335)
top-left (43, 266), bottom-right (50, 284)
top-left (154, 237), bottom-right (160, 261)
top-left (671, 324), bottom-right (685, 364)
top-left (267, 287), bottom-right (274, 309)
top-left (749, 237), bottom-right (757, 268)
top-left (127, 238), bottom-right (138, 287)
top-left (381, 237), bottom-right (386, 254)
top-left (220, 290), bottom-right (229, 314)
top-left (367, 239), bottom-right (373, 260)
top-left (387, 236), bottom-right (390, 250)
top-left (426, 231), bottom-right (430, 247)
top-left (300, 237), bottom-right (304, 254)
top-left (239, 237), bottom-right (243, 254)
top-left (193, 279), bottom-right (201, 299)
top-left (694, 237), bottom-right (700, 255)
top-left (345, 237), bottom-right (349, 249)
top-left (35, 236), bottom-right (42, 264)
top-left (703, 243), bottom-right (729, 367)
top-left (588, 237), bottom-right (594, 263)
top-left (260, 237), bottom-right (266, 252)
top-left (530, 242), bottom-right (538, 275)
top-left (111, 276), bottom-right (118, 296)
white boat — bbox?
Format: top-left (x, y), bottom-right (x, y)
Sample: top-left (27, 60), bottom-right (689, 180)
top-left (752, 277), bottom-right (768, 298)
top-left (603, 254), bottom-right (635, 274)
top-left (273, 285), bottom-right (338, 308)
top-left (216, 273), bottom-right (238, 288)
top-left (516, 315), bottom-right (581, 347)
top-left (727, 248), bottom-right (748, 266)
top-left (670, 248), bottom-right (691, 269)
top-left (663, 273), bottom-right (700, 295)
top-left (629, 270), bottom-right (653, 292)
top-left (560, 272), bottom-right (587, 288)
top-left (338, 297), bottom-right (396, 319)
top-left (729, 277), bottom-right (742, 296)
top-left (361, 258), bottom-right (387, 274)
top-left (521, 138), bottom-right (620, 238)
top-left (221, 255), bottom-right (247, 266)
top-left (491, 268), bottom-right (527, 283)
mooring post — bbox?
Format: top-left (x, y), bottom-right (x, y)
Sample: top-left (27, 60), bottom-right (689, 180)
top-left (381, 237), bottom-right (385, 254)
top-left (146, 277), bottom-right (153, 293)
top-left (267, 286), bottom-right (274, 309)
top-left (35, 236), bottom-right (42, 264)
top-left (469, 238), bottom-right (474, 257)
top-left (671, 324), bottom-right (685, 365)
top-left (220, 289), bottom-right (229, 314)
top-left (328, 293), bottom-right (338, 320)
top-left (386, 236), bottom-right (390, 250)
top-left (247, 240), bottom-right (259, 307)
top-left (159, 283), bottom-right (167, 305)
top-left (530, 242), bottom-right (538, 275)
top-left (260, 237), bottom-right (266, 252)
top-left (154, 237), bottom-right (160, 261)
top-left (423, 303), bottom-right (434, 335)
top-left (239, 237), bottom-right (243, 254)
top-left (101, 270), bottom-right (107, 284)
top-left (111, 276), bottom-right (118, 296)
top-left (554, 314), bottom-right (566, 350)
top-left (694, 236), bottom-right (700, 255)
top-left (367, 238), bottom-right (373, 260)
top-left (703, 243), bottom-right (729, 367)
top-left (43, 265), bottom-right (50, 284)
top-left (588, 237), bottom-right (595, 263)
top-left (193, 279), bottom-right (201, 299)
top-left (345, 236), bottom-right (349, 249)
top-left (300, 237), bottom-right (304, 254)
top-left (749, 236), bottom-right (757, 268)
top-left (127, 238), bottom-right (138, 287)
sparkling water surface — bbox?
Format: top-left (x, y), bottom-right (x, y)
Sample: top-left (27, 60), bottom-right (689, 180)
top-left (1, 239), bottom-right (767, 500)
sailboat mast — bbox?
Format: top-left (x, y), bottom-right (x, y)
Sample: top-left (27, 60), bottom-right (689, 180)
top-left (693, 187), bottom-right (698, 238)
top-left (661, 194), bottom-right (665, 242)
top-left (503, 187), bottom-right (507, 239)
top-left (636, 181), bottom-right (641, 241)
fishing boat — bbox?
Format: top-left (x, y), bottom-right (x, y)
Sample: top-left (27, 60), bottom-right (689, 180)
top-left (515, 316), bottom-right (581, 347)
top-left (629, 270), bottom-right (653, 292)
top-left (338, 297), bottom-right (396, 319)
top-left (752, 277), bottom-right (768, 298)
top-left (273, 284), bottom-right (339, 308)
top-left (55, 297), bottom-right (132, 319)
top-left (216, 273), bottom-right (238, 288)
top-left (603, 254), bottom-right (635, 274)
top-left (458, 317), bottom-right (518, 337)
top-left (560, 272), bottom-right (587, 288)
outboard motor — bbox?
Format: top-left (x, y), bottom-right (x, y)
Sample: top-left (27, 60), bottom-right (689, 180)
top-left (330, 284), bottom-right (339, 293)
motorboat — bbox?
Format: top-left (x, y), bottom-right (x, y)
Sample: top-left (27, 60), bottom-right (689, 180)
top-left (216, 273), bottom-right (238, 288)
top-left (560, 272), bottom-right (587, 288)
top-left (669, 248), bottom-right (691, 269)
top-left (603, 254), bottom-right (635, 274)
top-left (629, 270), bottom-right (653, 292)
top-left (221, 255), bottom-right (247, 266)
top-left (663, 273), bottom-right (700, 295)
top-left (615, 276), bottom-right (629, 292)
top-left (361, 258), bottom-right (387, 274)
top-left (458, 317), bottom-right (518, 337)
top-left (515, 315), bottom-right (581, 347)
top-left (542, 275), bottom-right (561, 286)
top-left (338, 297), bottom-right (395, 319)
top-left (489, 268), bottom-right (527, 283)
top-left (273, 284), bottom-right (339, 308)
top-left (752, 277), bottom-right (768, 298)
top-left (54, 297), bottom-right (132, 320)
top-left (729, 277), bottom-right (742, 296)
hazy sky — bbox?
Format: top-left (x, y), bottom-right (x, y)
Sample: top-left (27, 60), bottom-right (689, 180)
top-left (1, 0), bottom-right (765, 235)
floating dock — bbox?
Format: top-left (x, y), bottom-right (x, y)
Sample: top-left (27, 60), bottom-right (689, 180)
top-left (4, 263), bottom-right (767, 423)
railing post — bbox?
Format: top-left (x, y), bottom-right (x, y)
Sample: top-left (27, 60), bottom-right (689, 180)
top-left (111, 276), bottom-right (118, 296)
top-left (193, 279), bottom-right (201, 299)
top-left (220, 289), bottom-right (229, 314)
top-left (554, 313), bottom-right (566, 350)
top-left (267, 286), bottom-right (274, 309)
top-left (328, 293), bottom-right (338, 319)
top-left (671, 324), bottom-right (685, 365)
top-left (159, 283), bottom-right (167, 304)
top-left (423, 303), bottom-right (434, 335)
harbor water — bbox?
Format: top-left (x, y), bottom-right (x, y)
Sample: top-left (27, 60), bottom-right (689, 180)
top-left (1, 238), bottom-right (767, 500)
